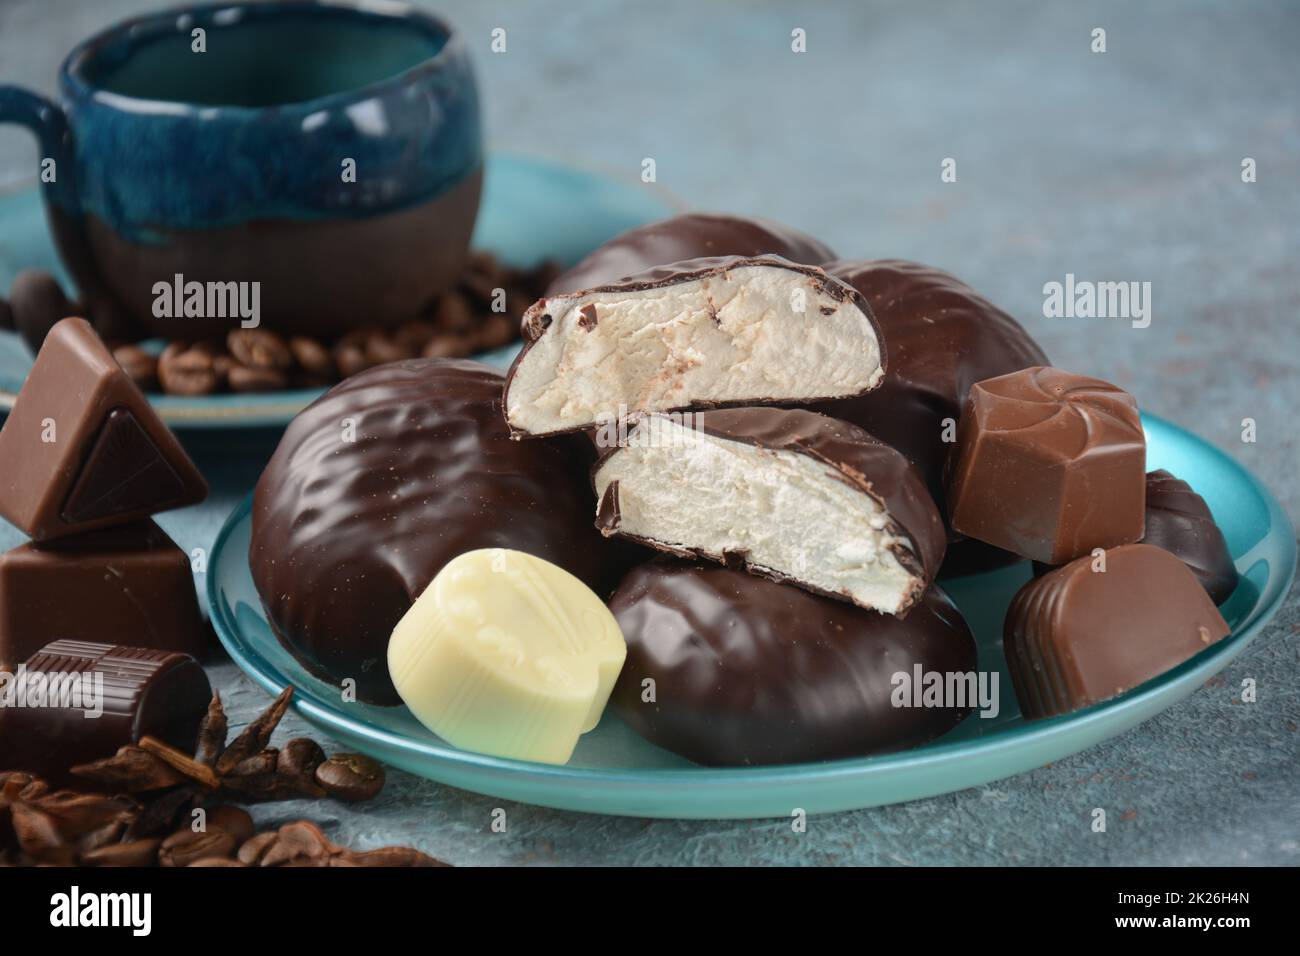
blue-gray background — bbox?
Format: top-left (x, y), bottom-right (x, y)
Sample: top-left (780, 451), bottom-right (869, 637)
top-left (1, 0), bottom-right (1297, 865)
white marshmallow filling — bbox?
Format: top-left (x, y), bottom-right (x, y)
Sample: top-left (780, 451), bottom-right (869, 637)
top-left (505, 264), bottom-right (883, 435)
top-left (593, 418), bottom-right (923, 615)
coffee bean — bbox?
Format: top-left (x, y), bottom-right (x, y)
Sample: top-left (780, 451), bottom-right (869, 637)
top-left (478, 313), bottom-right (517, 349)
top-left (82, 837), bottom-right (162, 867)
top-left (112, 344), bottom-right (159, 391)
top-left (434, 292), bottom-right (474, 333)
top-left (206, 805), bottom-right (255, 844)
top-left (188, 857), bottom-right (248, 867)
top-left (394, 319), bottom-right (437, 353)
top-left (158, 347), bottom-right (220, 395)
top-left (333, 341), bottom-right (373, 379)
top-left (228, 328), bottom-right (292, 370)
top-left (158, 825), bottom-right (239, 867)
top-left (278, 738), bottom-right (326, 779)
top-left (228, 363), bottom-right (290, 392)
top-left (289, 335), bottom-right (336, 378)
top-left (314, 753), bottom-right (385, 802)
top-left (422, 334), bottom-right (472, 359)
top-left (10, 269), bottom-right (75, 353)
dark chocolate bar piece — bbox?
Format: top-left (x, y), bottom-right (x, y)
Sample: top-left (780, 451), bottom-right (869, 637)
top-left (610, 561), bottom-right (977, 766)
top-left (1004, 544), bottom-right (1229, 719)
top-left (0, 521), bottom-right (212, 671)
top-left (593, 407), bottom-right (945, 615)
top-left (504, 256), bottom-right (885, 437)
top-left (546, 212), bottom-right (836, 295)
top-left (808, 260), bottom-right (1050, 576)
top-left (945, 366), bottom-right (1145, 565)
top-left (0, 318), bottom-right (206, 541)
top-left (0, 640), bottom-right (210, 786)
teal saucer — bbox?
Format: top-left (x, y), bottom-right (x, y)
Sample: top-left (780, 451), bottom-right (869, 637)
top-left (0, 151), bottom-right (678, 427)
top-left (207, 413), bottom-right (1295, 819)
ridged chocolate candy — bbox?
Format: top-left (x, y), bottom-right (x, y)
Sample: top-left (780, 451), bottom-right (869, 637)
top-left (610, 561), bottom-right (976, 766)
top-left (250, 358), bottom-right (606, 705)
top-left (1005, 544), bottom-right (1229, 719)
top-left (0, 640), bottom-right (210, 787)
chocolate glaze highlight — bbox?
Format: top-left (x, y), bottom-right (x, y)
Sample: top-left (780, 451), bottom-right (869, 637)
top-left (610, 561), bottom-right (977, 766)
top-left (250, 358), bottom-right (608, 705)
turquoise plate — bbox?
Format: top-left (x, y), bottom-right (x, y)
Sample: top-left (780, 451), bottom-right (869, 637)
top-left (208, 414), bottom-right (1295, 819)
top-left (0, 152), bottom-right (678, 427)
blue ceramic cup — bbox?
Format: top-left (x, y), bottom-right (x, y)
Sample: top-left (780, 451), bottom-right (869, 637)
top-left (0, 0), bottom-right (482, 337)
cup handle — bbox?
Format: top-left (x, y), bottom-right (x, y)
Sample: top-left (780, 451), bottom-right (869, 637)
top-left (0, 85), bottom-right (114, 314)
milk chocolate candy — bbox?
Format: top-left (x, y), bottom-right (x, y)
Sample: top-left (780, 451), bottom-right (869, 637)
top-left (546, 212), bottom-right (836, 295)
top-left (1032, 469), bottom-right (1239, 604)
top-left (505, 256), bottom-right (885, 437)
top-left (808, 260), bottom-right (1050, 575)
top-left (0, 318), bottom-right (207, 541)
top-left (610, 561), bottom-right (977, 766)
top-left (945, 366), bottom-right (1145, 565)
top-left (593, 407), bottom-right (945, 615)
top-left (0, 640), bottom-right (210, 786)
top-left (250, 358), bottom-right (608, 705)
top-left (1004, 544), bottom-right (1229, 719)
top-left (0, 522), bottom-right (211, 671)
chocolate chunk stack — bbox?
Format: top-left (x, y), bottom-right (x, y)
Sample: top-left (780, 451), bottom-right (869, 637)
top-left (0, 317), bottom-right (213, 677)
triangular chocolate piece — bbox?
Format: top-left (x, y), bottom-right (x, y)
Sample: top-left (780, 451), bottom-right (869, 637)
top-left (61, 407), bottom-right (188, 523)
top-left (0, 318), bottom-right (207, 540)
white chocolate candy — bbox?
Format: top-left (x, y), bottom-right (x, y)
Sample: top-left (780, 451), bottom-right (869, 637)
top-left (387, 548), bottom-right (627, 765)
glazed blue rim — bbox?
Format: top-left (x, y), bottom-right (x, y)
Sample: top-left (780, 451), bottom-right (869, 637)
top-left (62, 0), bottom-right (462, 116)
top-left (207, 411), bottom-right (1296, 786)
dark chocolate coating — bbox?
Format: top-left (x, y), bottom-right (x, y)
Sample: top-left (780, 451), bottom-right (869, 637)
top-left (808, 261), bottom-right (1049, 575)
top-left (1005, 544), bottom-right (1229, 719)
top-left (595, 407), bottom-right (945, 611)
top-left (0, 640), bottom-right (211, 788)
top-left (610, 561), bottom-right (977, 766)
top-left (546, 213), bottom-right (836, 294)
top-left (1032, 469), bottom-right (1238, 604)
top-left (250, 358), bottom-right (607, 705)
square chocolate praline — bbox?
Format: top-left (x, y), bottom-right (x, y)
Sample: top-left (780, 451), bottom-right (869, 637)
top-left (946, 366), bottom-right (1146, 565)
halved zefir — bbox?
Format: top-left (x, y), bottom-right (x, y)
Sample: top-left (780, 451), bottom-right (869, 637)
top-left (592, 407), bottom-right (946, 615)
top-left (503, 256), bottom-right (885, 438)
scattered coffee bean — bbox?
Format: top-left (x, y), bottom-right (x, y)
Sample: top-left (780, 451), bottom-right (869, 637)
top-left (289, 335), bottom-right (335, 378)
top-left (158, 825), bottom-right (240, 867)
top-left (314, 753), bottom-right (385, 803)
top-left (157, 347), bottom-right (220, 395)
top-left (206, 805), bottom-right (255, 844)
top-left (228, 328), bottom-right (292, 370)
top-left (228, 363), bottom-right (290, 392)
top-left (81, 837), bottom-right (162, 867)
top-left (112, 344), bottom-right (159, 390)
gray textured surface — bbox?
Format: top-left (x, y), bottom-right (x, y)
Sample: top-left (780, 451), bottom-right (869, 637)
top-left (1, 0), bottom-right (1297, 865)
